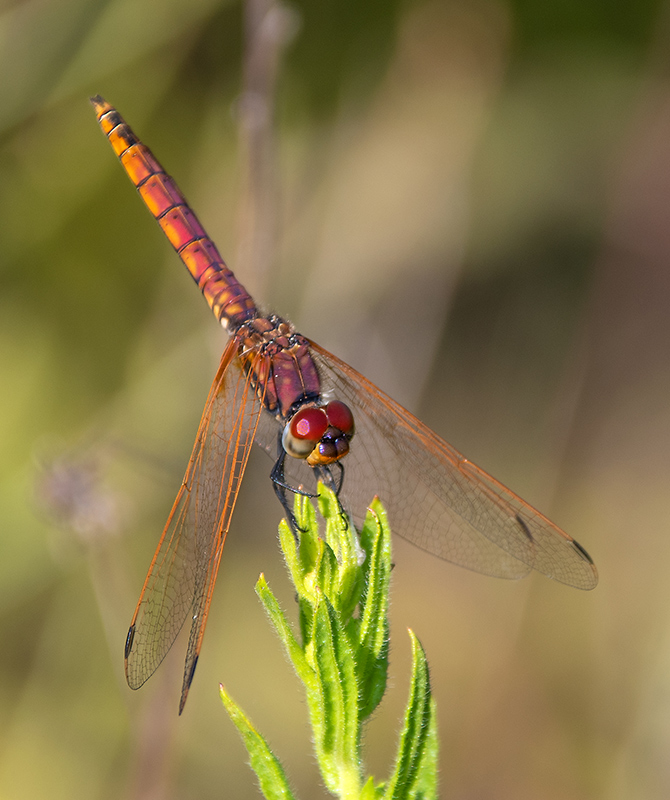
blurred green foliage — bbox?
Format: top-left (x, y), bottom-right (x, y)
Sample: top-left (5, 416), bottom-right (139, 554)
top-left (2, 0), bottom-right (670, 798)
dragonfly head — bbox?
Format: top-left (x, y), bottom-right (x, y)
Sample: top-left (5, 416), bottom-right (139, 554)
top-left (282, 401), bottom-right (355, 466)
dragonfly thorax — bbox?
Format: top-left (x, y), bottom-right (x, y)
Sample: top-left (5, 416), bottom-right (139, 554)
top-left (237, 315), bottom-right (322, 417)
top-left (282, 401), bottom-right (355, 465)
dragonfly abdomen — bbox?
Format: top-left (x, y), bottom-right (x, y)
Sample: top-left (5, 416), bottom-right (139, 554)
top-left (91, 96), bottom-right (256, 331)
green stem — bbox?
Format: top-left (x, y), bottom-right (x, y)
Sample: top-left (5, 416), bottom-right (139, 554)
top-left (220, 485), bottom-right (439, 800)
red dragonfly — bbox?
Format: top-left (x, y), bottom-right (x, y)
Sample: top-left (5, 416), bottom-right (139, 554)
top-left (92, 96), bottom-right (597, 713)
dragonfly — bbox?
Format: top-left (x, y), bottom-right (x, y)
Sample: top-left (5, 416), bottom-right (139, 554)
top-left (91, 96), bottom-right (597, 714)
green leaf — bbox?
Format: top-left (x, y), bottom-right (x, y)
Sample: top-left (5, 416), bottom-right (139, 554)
top-left (308, 596), bottom-right (361, 796)
top-left (384, 631), bottom-right (438, 800)
top-left (315, 538), bottom-right (339, 607)
top-left (360, 775), bottom-right (386, 800)
top-left (279, 519), bottom-right (307, 596)
top-left (318, 484), bottom-right (364, 621)
top-left (278, 517), bottom-right (316, 646)
top-left (409, 697), bottom-right (439, 800)
top-left (295, 492), bottom-right (320, 575)
top-left (357, 498), bottom-right (381, 585)
top-left (219, 684), bottom-right (296, 800)
top-left (356, 502), bottom-right (392, 719)
top-left (255, 574), bottom-right (315, 691)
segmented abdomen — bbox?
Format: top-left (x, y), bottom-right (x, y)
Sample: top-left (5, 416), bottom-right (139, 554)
top-left (92, 96), bottom-right (257, 331)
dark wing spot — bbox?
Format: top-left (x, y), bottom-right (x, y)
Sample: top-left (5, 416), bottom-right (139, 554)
top-left (515, 514), bottom-right (534, 543)
top-left (124, 624), bottom-right (135, 659)
top-left (570, 538), bottom-right (595, 565)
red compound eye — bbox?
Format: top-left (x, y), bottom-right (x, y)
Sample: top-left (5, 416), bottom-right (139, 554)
top-left (325, 400), bottom-right (355, 436)
top-left (289, 407), bottom-right (328, 441)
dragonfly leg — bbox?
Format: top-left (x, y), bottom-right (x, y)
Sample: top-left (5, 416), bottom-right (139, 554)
top-left (331, 461), bottom-right (345, 495)
top-left (270, 451), bottom-right (318, 498)
top-left (271, 433), bottom-right (348, 538)
top-left (313, 462), bottom-right (365, 563)
top-left (270, 451), bottom-right (315, 536)
top-left (313, 463), bottom-right (340, 494)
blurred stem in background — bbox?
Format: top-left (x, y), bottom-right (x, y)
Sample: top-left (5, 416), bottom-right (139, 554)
top-left (236, 0), bottom-right (298, 299)
top-left (124, 1), bottom-right (296, 794)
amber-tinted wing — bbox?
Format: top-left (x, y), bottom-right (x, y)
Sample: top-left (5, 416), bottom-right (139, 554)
top-left (124, 336), bottom-right (266, 713)
top-left (305, 341), bottom-right (597, 590)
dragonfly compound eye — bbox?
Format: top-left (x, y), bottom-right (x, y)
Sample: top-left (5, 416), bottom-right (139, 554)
top-left (282, 407), bottom-right (329, 459)
top-left (325, 400), bottom-right (355, 437)
top-left (302, 400), bottom-right (355, 465)
top-left (282, 402), bottom-right (355, 463)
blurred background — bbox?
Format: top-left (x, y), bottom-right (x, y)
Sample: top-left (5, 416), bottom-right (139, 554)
top-left (1, 0), bottom-right (670, 797)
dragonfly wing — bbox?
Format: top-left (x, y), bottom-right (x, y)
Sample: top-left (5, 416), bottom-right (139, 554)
top-left (308, 342), bottom-right (597, 590)
top-left (125, 336), bottom-right (266, 711)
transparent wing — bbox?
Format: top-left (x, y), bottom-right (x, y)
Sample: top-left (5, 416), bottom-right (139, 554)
top-left (304, 341), bottom-right (597, 590)
top-left (124, 336), bottom-right (266, 712)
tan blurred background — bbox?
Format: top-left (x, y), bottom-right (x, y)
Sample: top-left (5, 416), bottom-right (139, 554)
top-left (2, 0), bottom-right (670, 797)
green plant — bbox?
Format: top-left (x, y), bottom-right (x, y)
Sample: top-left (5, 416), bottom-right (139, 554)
top-left (219, 485), bottom-right (438, 800)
